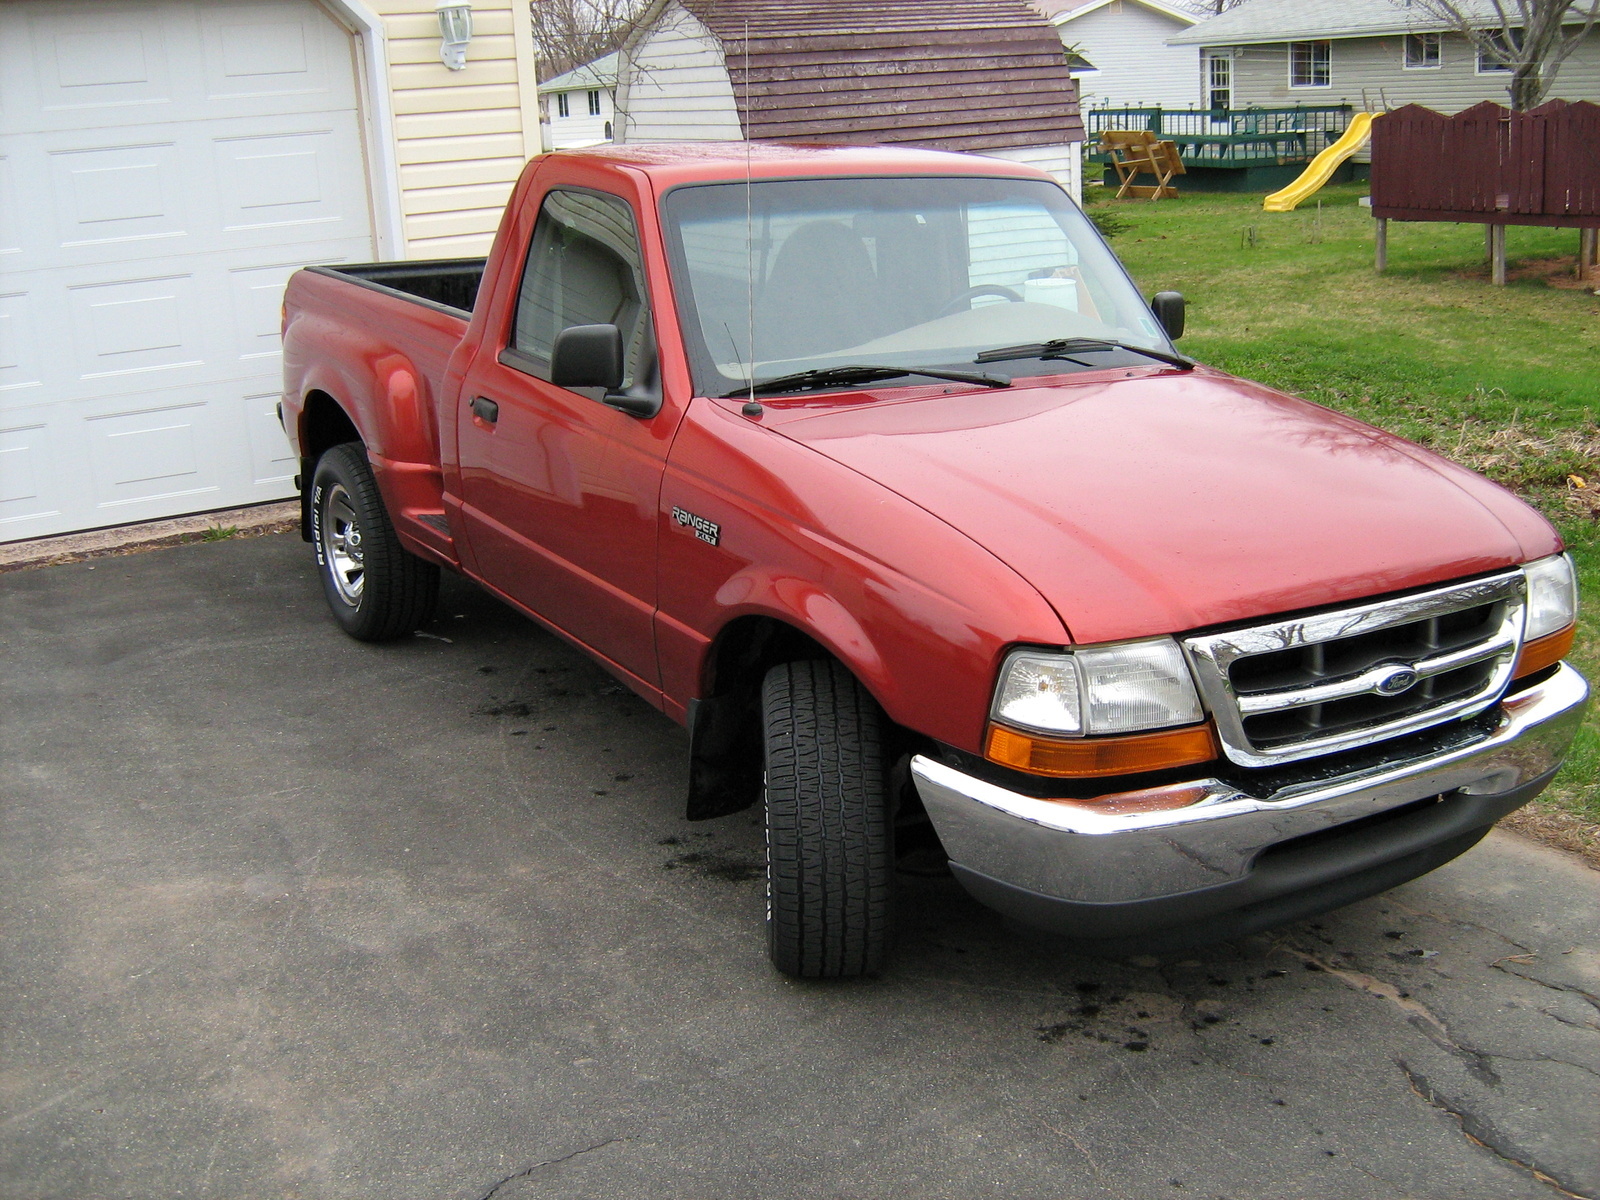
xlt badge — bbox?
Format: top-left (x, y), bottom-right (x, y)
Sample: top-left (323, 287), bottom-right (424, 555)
top-left (671, 506), bottom-right (720, 546)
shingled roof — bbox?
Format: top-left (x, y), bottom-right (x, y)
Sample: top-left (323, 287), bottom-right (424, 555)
top-left (673, 0), bottom-right (1082, 151)
top-left (1169, 0), bottom-right (1518, 45)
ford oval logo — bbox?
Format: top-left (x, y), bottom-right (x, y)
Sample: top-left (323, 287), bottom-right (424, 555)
top-left (1373, 665), bottom-right (1419, 696)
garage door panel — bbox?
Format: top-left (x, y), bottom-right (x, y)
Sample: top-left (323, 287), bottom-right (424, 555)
top-left (2, 145), bottom-right (55, 274)
top-left (69, 273), bottom-right (206, 381)
top-left (0, 290), bottom-right (46, 406)
top-left (245, 388), bottom-right (295, 485)
top-left (87, 399), bottom-right (216, 508)
top-left (200, 2), bottom-right (350, 106)
top-left (229, 259), bottom-right (318, 363)
top-left (24, 3), bottom-right (181, 121)
top-left (213, 128), bottom-right (360, 234)
top-left (0, 422), bottom-right (56, 526)
top-left (207, 16), bottom-right (312, 93)
top-left (0, 154), bottom-right (21, 257)
top-left (50, 141), bottom-right (188, 252)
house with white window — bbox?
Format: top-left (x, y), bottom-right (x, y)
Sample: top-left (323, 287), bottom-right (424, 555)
top-left (539, 52), bottom-right (617, 149)
top-left (2, 0), bottom-right (543, 543)
top-left (1169, 0), bottom-right (1600, 115)
top-left (1038, 0), bottom-right (1203, 111)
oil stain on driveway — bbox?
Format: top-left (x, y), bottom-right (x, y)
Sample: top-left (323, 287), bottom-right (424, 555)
top-left (2, 535), bottom-right (1596, 1200)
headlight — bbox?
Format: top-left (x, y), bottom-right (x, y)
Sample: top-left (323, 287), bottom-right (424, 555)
top-left (992, 638), bottom-right (1204, 737)
top-left (1523, 553), bottom-right (1577, 641)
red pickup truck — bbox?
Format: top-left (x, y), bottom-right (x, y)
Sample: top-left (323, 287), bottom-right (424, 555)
top-left (281, 143), bottom-right (1586, 978)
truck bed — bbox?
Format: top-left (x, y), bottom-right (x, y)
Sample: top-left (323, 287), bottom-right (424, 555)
top-left (305, 258), bottom-right (486, 317)
top-left (283, 258), bottom-right (482, 568)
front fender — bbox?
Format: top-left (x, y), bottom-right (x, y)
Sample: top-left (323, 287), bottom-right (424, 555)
top-left (657, 397), bottom-right (1069, 755)
top-left (712, 575), bottom-right (888, 706)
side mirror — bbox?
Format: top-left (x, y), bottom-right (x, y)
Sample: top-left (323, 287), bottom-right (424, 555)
top-left (550, 323), bottom-right (623, 390)
top-left (1150, 291), bottom-right (1185, 340)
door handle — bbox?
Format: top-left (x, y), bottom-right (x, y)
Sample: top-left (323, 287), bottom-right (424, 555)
top-left (471, 396), bottom-right (499, 424)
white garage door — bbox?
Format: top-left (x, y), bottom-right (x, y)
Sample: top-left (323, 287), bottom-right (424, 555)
top-left (0, 0), bottom-right (376, 541)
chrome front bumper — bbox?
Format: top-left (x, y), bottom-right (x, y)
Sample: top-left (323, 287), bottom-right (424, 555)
top-left (913, 663), bottom-right (1587, 929)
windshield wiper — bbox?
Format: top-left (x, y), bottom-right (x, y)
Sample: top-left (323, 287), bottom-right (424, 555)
top-left (974, 338), bottom-right (1195, 371)
top-left (724, 364), bottom-right (1011, 398)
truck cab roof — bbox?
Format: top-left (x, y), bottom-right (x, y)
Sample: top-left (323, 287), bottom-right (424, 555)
top-left (540, 141), bottom-right (1055, 190)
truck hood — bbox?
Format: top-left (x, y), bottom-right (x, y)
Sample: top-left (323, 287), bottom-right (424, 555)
top-left (760, 369), bottom-right (1557, 644)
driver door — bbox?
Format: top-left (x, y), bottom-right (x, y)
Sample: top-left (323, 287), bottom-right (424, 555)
top-left (456, 187), bottom-right (667, 690)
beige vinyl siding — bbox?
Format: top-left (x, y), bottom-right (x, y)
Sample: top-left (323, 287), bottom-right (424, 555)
top-left (1221, 30), bottom-right (1600, 113)
top-left (615, 3), bottom-right (743, 143)
top-left (371, 1), bottom-right (540, 256)
top-left (400, 157), bottom-right (529, 188)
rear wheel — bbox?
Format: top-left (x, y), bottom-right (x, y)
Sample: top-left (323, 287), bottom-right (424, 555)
top-left (310, 442), bottom-right (438, 641)
top-left (762, 660), bottom-right (893, 978)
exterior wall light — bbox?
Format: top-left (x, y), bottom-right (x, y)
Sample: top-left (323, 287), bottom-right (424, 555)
top-left (437, 2), bottom-right (472, 71)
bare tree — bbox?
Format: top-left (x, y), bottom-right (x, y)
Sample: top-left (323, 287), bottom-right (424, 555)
top-left (1399, 0), bottom-right (1600, 109)
top-left (531, 0), bottom-right (652, 82)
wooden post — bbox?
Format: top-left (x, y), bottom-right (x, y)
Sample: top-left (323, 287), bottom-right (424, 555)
top-left (1581, 227), bottom-right (1598, 283)
top-left (1375, 217), bottom-right (1388, 272)
top-left (1490, 224), bottom-right (1507, 286)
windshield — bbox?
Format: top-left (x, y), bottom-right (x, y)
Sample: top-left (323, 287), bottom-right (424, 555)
top-left (661, 175), bottom-right (1172, 397)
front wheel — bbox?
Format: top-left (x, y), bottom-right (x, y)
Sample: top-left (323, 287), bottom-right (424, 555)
top-left (762, 660), bottom-right (893, 978)
top-left (310, 442), bottom-right (438, 641)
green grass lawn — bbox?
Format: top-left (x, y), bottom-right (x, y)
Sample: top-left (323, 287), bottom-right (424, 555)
top-left (1091, 182), bottom-right (1600, 821)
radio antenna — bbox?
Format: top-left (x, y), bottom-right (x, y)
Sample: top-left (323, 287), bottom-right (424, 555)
top-left (740, 19), bottom-right (761, 417)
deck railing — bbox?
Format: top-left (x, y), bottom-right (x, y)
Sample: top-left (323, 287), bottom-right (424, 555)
top-left (1085, 105), bottom-right (1355, 167)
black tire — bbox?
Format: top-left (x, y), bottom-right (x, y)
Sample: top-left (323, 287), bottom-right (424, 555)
top-left (310, 442), bottom-right (438, 642)
top-left (762, 660), bottom-right (893, 978)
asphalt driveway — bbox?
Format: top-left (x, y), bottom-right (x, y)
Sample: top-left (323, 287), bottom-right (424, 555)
top-left (2, 534), bottom-right (1597, 1200)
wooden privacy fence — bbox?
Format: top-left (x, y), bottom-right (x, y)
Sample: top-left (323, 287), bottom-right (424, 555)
top-left (1369, 100), bottom-right (1600, 283)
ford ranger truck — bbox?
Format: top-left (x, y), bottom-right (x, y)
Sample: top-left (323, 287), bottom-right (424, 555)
top-left (280, 144), bottom-right (1588, 978)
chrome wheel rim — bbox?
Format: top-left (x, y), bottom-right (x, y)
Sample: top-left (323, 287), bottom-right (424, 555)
top-left (321, 483), bottom-right (365, 606)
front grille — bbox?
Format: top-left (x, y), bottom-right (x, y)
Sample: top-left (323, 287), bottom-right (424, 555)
top-left (1184, 571), bottom-right (1525, 767)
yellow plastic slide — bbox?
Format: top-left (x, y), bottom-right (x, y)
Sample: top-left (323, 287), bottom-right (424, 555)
top-left (1262, 113), bottom-right (1375, 212)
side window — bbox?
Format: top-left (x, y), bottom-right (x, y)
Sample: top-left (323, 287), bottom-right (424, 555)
top-left (512, 189), bottom-right (651, 387)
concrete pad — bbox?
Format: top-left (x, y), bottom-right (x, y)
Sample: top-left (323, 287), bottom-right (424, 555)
top-left (2, 534), bottom-right (1596, 1200)
top-left (0, 501), bottom-right (297, 572)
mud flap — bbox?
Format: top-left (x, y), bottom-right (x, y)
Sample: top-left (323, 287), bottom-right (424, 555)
top-left (301, 458), bottom-right (316, 544)
top-left (685, 692), bottom-right (761, 820)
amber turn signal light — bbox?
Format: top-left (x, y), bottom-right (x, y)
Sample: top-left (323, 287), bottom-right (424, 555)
top-left (985, 721), bottom-right (1220, 779)
top-left (1514, 623), bottom-right (1575, 680)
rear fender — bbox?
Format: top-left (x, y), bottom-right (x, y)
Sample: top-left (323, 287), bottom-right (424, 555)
top-left (293, 361), bottom-right (449, 562)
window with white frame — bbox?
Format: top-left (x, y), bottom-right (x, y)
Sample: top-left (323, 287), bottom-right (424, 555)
top-left (1290, 40), bottom-right (1331, 87)
top-left (1404, 33), bottom-right (1441, 68)
top-left (587, 89), bottom-right (602, 116)
top-left (557, 92), bottom-right (570, 118)
top-left (1477, 28), bottom-right (1523, 72)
